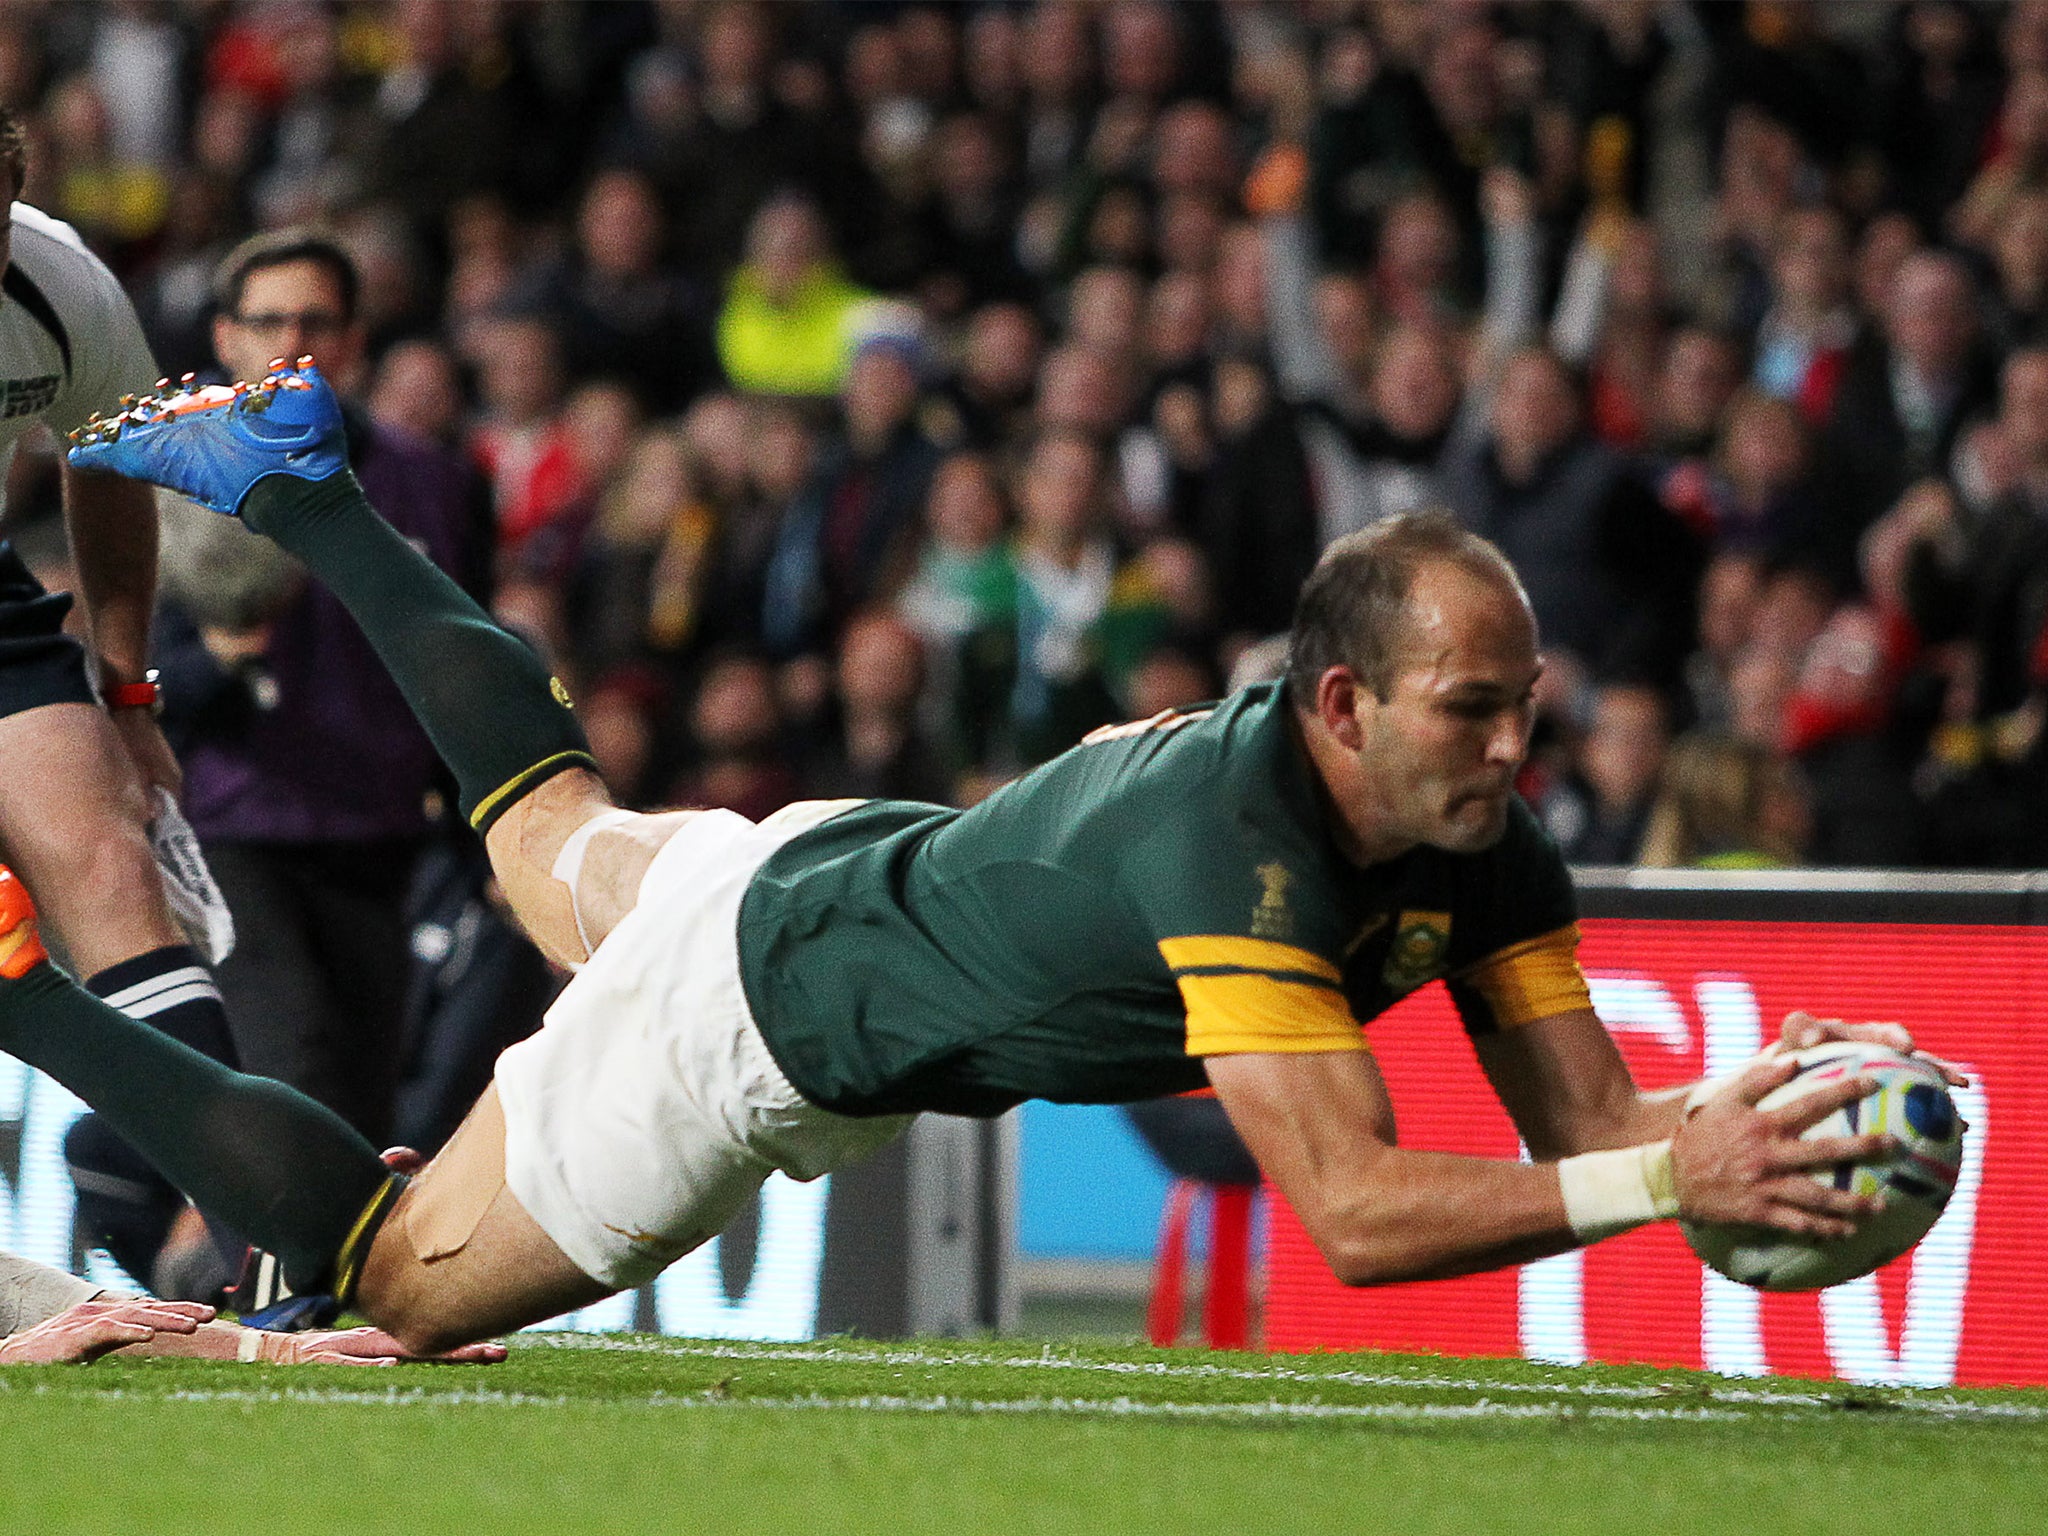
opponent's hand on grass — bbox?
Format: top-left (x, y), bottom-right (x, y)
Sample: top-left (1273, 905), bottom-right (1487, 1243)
top-left (1778, 1009), bottom-right (1971, 1088)
top-left (267, 1326), bottom-right (509, 1366)
top-left (0, 1297), bottom-right (214, 1365)
top-left (1670, 1052), bottom-right (1892, 1240)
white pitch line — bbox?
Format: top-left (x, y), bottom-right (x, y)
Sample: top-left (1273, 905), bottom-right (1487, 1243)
top-left (82, 1385), bottom-right (1754, 1425)
top-left (523, 1336), bottom-right (2048, 1420)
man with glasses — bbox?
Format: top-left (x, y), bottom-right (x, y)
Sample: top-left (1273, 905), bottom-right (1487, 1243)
top-left (136, 233), bottom-right (492, 1203)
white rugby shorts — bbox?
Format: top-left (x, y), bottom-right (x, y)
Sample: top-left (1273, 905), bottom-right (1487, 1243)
top-left (492, 800), bottom-right (910, 1288)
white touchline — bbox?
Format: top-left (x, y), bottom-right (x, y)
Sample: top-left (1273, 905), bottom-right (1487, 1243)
top-left (518, 1337), bottom-right (2048, 1420)
top-left (104, 1386), bottom-right (1752, 1423)
top-left (49, 1384), bottom-right (2039, 1425)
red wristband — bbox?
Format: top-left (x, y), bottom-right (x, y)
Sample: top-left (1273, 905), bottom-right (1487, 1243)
top-left (104, 671), bottom-right (160, 710)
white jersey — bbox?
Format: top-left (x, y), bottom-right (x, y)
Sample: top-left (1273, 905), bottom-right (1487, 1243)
top-left (0, 201), bottom-right (158, 496)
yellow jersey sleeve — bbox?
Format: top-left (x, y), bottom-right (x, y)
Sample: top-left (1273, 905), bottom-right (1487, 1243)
top-left (1158, 936), bottom-right (1367, 1057)
top-left (1450, 923), bottom-right (1591, 1032)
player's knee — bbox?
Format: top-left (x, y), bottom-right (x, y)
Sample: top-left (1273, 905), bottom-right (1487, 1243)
top-left (357, 1271), bottom-right (487, 1357)
top-left (55, 821), bottom-right (162, 910)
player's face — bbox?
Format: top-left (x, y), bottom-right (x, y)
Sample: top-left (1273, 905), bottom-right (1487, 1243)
top-left (214, 259), bottom-right (363, 385)
top-left (1353, 563), bottom-right (1540, 854)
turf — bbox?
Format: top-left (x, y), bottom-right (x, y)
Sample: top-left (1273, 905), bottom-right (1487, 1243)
top-left (3, 1335), bottom-right (2045, 1535)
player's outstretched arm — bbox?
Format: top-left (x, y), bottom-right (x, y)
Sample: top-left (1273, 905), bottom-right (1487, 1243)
top-left (1208, 1040), bottom-right (1893, 1285)
top-left (0, 1296), bottom-right (214, 1364)
top-left (0, 1296), bottom-right (510, 1365)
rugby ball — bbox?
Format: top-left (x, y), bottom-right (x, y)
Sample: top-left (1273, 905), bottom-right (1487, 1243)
top-left (1681, 1041), bottom-right (1964, 1292)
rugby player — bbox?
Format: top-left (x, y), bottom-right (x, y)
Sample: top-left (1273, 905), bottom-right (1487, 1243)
top-left (1, 361), bottom-right (1940, 1352)
top-left (0, 103), bottom-right (246, 1295)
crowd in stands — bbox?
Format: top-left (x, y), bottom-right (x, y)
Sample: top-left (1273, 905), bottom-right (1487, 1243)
top-left (6, 0), bottom-right (2048, 872)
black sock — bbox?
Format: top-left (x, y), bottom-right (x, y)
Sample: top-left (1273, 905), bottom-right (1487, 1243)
top-left (63, 1112), bottom-right (181, 1284)
top-left (65, 947), bottom-right (243, 1288)
top-left (0, 961), bottom-right (387, 1292)
top-left (87, 945), bottom-right (238, 1066)
top-left (241, 471), bottom-right (595, 832)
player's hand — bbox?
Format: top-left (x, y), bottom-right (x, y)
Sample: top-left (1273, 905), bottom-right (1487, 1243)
top-left (266, 1326), bottom-right (509, 1366)
top-left (1670, 1052), bottom-right (1893, 1240)
top-left (109, 705), bottom-right (183, 797)
top-left (1778, 1009), bottom-right (1971, 1088)
top-left (0, 1297), bottom-right (214, 1365)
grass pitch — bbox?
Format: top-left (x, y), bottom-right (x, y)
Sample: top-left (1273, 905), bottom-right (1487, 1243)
top-left (3, 1335), bottom-right (2045, 1535)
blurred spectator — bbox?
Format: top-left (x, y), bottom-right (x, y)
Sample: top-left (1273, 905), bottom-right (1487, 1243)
top-left (895, 450), bottom-right (1018, 655)
top-left (1540, 683), bottom-right (1672, 866)
top-left (1638, 734), bottom-right (1811, 870)
top-left (352, 0), bottom-right (520, 238)
top-left (926, 300), bottom-right (1043, 451)
top-left (1984, 187), bottom-right (2048, 350)
top-left (1783, 603), bottom-right (1926, 866)
top-left (675, 651), bottom-right (800, 820)
top-left (368, 339), bottom-right (468, 449)
top-left (521, 166), bottom-right (721, 414)
top-left (157, 231), bottom-right (494, 1145)
top-left (761, 334), bottom-right (942, 660)
top-left (716, 192), bottom-right (878, 398)
top-left (1445, 346), bottom-right (1703, 692)
top-left (468, 314), bottom-right (588, 562)
top-left (1752, 205), bottom-right (1858, 425)
top-left (957, 428), bottom-right (1169, 769)
top-left (803, 610), bottom-right (949, 803)
top-left (1819, 249), bottom-right (1997, 581)
top-left (1704, 389), bottom-right (1823, 561)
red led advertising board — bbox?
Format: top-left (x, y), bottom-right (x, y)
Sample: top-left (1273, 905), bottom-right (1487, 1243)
top-left (1264, 917), bottom-right (2048, 1386)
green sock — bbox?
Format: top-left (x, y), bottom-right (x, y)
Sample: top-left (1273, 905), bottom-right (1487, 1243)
top-left (242, 470), bottom-right (596, 832)
top-left (0, 963), bottom-right (387, 1292)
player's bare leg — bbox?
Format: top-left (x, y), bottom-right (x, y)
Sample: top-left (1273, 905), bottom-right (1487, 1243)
top-left (483, 768), bottom-right (700, 970)
top-left (0, 702), bottom-right (184, 972)
top-left (353, 1085), bottom-right (610, 1354)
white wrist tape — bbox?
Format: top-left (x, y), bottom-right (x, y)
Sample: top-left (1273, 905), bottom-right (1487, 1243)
top-left (237, 1329), bottom-right (264, 1363)
top-left (1557, 1141), bottom-right (1679, 1242)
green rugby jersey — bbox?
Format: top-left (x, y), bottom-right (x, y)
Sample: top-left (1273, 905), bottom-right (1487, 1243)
top-left (735, 682), bottom-right (1589, 1117)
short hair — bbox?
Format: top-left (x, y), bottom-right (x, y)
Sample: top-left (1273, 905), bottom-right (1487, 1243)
top-left (0, 106), bottom-right (25, 199)
top-left (212, 230), bottom-right (360, 323)
top-left (1284, 510), bottom-right (1526, 704)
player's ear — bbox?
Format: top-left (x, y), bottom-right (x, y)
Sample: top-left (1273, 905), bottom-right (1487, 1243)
top-left (1314, 665), bottom-right (1369, 749)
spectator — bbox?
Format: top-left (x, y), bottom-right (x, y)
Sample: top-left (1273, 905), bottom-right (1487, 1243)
top-left (156, 231), bottom-right (496, 1150)
top-left (761, 334), bottom-right (943, 661)
top-left (1820, 249), bottom-right (1998, 580)
top-left (803, 610), bottom-right (949, 803)
top-left (522, 166), bottom-right (721, 414)
top-left (958, 428), bottom-right (1169, 769)
top-left (1638, 734), bottom-right (1811, 870)
top-left (1541, 683), bottom-right (1673, 866)
top-left (715, 192), bottom-right (878, 398)
top-left (468, 313), bottom-right (588, 562)
top-left (1753, 205), bottom-right (1858, 426)
top-left (1444, 346), bottom-right (1703, 692)
top-left (674, 651), bottom-right (800, 820)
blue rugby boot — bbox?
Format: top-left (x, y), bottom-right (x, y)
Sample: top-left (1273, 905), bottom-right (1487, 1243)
top-left (65, 357), bottom-right (347, 518)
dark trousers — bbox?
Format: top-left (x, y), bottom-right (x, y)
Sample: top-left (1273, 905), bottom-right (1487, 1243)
top-left (203, 838), bottom-right (423, 1145)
